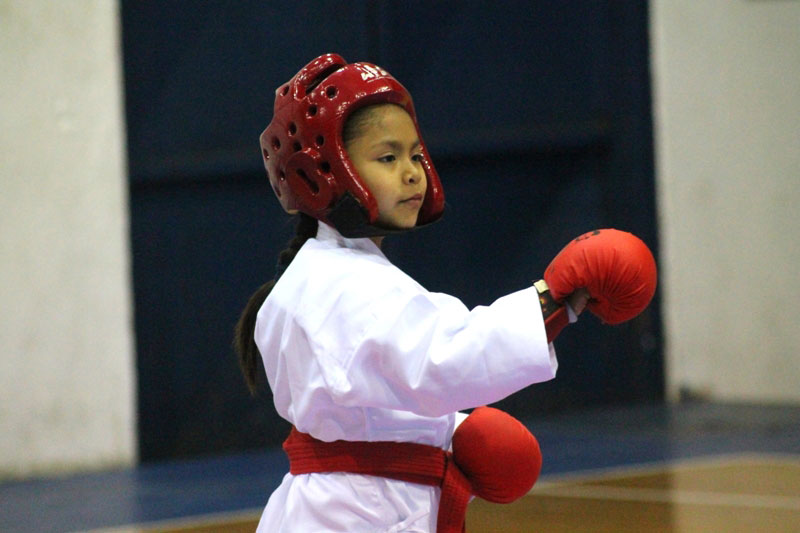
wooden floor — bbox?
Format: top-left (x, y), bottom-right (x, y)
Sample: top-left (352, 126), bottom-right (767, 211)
top-left (467, 455), bottom-right (800, 533)
top-left (85, 454), bottom-right (800, 533)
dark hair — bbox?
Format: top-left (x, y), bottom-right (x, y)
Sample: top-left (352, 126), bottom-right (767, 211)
top-left (233, 212), bottom-right (318, 393)
top-left (342, 103), bottom-right (401, 149)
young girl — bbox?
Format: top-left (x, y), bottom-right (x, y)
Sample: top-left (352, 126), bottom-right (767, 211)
top-left (235, 53), bottom-right (606, 532)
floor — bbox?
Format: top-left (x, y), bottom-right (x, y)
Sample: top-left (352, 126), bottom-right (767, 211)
top-left (2, 402), bottom-right (799, 532)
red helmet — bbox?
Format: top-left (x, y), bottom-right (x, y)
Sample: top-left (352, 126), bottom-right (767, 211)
top-left (259, 53), bottom-right (445, 237)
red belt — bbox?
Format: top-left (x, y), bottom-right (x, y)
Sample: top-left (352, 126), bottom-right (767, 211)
top-left (283, 428), bottom-right (472, 533)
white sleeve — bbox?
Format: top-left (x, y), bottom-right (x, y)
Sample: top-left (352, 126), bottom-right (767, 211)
top-left (318, 281), bottom-right (557, 417)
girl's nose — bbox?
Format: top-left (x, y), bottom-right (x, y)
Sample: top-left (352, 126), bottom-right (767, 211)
top-left (403, 159), bottom-right (422, 184)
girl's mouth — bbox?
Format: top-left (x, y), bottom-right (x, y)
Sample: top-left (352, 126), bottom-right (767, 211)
top-left (401, 194), bottom-right (423, 204)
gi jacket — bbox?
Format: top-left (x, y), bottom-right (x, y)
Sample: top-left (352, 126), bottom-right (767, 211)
top-left (254, 222), bottom-right (556, 532)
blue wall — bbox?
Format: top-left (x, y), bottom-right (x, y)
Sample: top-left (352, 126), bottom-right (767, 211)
top-left (123, 1), bottom-right (661, 461)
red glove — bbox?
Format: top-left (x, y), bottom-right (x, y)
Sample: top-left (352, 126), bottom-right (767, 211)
top-left (452, 407), bottom-right (542, 503)
top-left (543, 229), bottom-right (657, 326)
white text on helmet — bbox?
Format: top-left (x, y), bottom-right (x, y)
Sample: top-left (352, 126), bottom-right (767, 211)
top-left (358, 64), bottom-right (389, 81)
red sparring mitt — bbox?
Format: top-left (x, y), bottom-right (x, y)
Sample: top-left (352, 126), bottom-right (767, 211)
top-left (544, 229), bottom-right (657, 326)
top-left (451, 407), bottom-right (542, 503)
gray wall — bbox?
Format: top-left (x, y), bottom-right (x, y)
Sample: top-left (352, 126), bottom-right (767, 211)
top-left (0, 1), bottom-right (136, 477)
top-left (651, 0), bottom-right (800, 402)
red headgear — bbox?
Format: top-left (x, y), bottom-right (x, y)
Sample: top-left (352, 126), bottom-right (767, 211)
top-left (260, 53), bottom-right (445, 237)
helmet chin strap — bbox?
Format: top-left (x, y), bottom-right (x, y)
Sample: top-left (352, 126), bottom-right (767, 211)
top-left (325, 192), bottom-right (443, 239)
top-left (274, 193), bottom-right (444, 280)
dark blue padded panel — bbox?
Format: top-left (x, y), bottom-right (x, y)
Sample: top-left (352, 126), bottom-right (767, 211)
top-left (122, 1), bottom-right (371, 181)
top-left (123, 2), bottom-right (661, 461)
top-left (376, 1), bottom-right (613, 154)
top-left (130, 177), bottom-right (293, 460)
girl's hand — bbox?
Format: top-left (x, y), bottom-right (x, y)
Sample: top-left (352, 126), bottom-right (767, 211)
top-left (567, 288), bottom-right (591, 316)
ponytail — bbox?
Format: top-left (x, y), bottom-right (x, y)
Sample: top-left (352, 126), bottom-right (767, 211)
top-left (234, 213), bottom-right (318, 393)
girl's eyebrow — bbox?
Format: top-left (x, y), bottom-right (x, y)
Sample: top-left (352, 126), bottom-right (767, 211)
top-left (371, 139), bottom-right (421, 151)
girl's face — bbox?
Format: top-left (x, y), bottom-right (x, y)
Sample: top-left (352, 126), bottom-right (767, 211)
top-left (346, 104), bottom-right (428, 231)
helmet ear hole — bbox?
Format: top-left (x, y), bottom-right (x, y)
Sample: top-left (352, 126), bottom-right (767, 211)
top-left (284, 149), bottom-right (334, 214)
top-left (295, 169), bottom-right (319, 194)
top-left (325, 86), bottom-right (338, 98)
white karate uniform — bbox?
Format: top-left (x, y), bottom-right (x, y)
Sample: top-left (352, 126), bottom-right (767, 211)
top-left (254, 222), bottom-right (557, 532)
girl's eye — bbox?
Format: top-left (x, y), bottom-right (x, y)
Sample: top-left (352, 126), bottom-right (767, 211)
top-left (412, 153), bottom-right (425, 162)
top-left (378, 155), bottom-right (396, 163)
